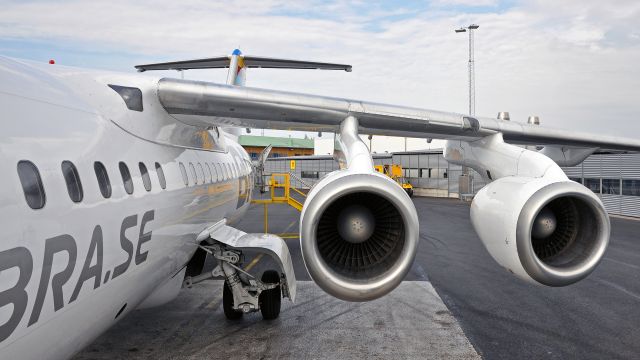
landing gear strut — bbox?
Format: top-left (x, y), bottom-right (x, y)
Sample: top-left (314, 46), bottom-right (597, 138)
top-left (186, 242), bottom-right (283, 320)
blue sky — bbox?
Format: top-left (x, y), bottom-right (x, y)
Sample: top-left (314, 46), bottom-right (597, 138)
top-left (1, 0), bottom-right (639, 137)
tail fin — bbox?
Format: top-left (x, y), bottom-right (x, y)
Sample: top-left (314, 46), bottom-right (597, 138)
top-left (135, 48), bottom-right (352, 86)
top-left (227, 49), bottom-right (247, 86)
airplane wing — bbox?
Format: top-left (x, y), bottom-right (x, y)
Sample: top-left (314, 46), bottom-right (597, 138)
top-left (156, 78), bottom-right (640, 152)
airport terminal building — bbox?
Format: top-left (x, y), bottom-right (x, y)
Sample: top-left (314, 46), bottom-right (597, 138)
top-left (263, 150), bottom-right (640, 218)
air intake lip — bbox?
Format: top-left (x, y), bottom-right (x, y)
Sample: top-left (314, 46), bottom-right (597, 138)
top-left (516, 181), bottom-right (610, 286)
top-left (300, 171), bottom-right (419, 301)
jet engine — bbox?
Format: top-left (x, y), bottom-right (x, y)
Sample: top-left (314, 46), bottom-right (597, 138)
top-left (470, 177), bottom-right (609, 286)
top-left (300, 170), bottom-right (419, 301)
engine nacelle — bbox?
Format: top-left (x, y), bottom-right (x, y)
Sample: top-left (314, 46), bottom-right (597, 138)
top-left (300, 170), bottom-right (419, 301)
top-left (471, 177), bottom-right (610, 286)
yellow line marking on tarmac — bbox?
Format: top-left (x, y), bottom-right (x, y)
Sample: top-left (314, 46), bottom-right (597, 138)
top-left (277, 233), bottom-right (299, 239)
top-left (244, 253), bottom-right (264, 272)
top-left (242, 219), bottom-right (299, 272)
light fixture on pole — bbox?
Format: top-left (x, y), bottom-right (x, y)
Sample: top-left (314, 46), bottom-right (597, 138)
top-left (455, 24), bottom-right (479, 183)
top-left (455, 24), bottom-right (479, 116)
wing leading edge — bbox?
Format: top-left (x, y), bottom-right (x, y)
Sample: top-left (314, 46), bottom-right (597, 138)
top-left (157, 78), bottom-right (640, 152)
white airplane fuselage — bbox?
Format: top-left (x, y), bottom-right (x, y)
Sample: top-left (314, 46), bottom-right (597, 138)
top-left (0, 57), bottom-right (253, 359)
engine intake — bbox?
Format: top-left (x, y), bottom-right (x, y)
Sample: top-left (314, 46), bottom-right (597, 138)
top-left (471, 178), bottom-right (610, 287)
top-left (300, 171), bottom-right (418, 301)
top-left (516, 183), bottom-right (610, 286)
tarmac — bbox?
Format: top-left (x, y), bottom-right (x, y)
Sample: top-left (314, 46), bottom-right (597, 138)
top-left (75, 197), bottom-right (640, 360)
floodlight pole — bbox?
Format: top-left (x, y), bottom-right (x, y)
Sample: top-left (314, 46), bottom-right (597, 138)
top-left (468, 27), bottom-right (475, 115)
top-left (455, 24), bottom-right (479, 116)
top-left (455, 24), bottom-right (479, 183)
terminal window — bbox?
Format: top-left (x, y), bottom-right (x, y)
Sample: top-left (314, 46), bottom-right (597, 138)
top-left (622, 179), bottom-right (640, 196)
top-left (301, 171), bottom-right (319, 179)
top-left (602, 179), bottom-right (620, 195)
top-left (584, 178), bottom-right (601, 193)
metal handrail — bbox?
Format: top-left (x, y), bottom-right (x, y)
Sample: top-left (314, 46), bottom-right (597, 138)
top-left (289, 171), bottom-right (312, 189)
top-left (291, 187), bottom-right (307, 198)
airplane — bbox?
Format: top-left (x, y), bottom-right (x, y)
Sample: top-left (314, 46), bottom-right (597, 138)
top-left (1, 48), bottom-right (639, 360)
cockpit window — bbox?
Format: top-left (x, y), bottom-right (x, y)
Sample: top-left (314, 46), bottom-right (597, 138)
top-left (17, 160), bottom-right (46, 209)
top-left (108, 84), bottom-right (143, 112)
top-left (61, 161), bottom-right (83, 203)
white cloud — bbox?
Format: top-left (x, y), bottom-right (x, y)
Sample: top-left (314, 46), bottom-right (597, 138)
top-left (431, 0), bottom-right (499, 7)
top-left (0, 0), bottom-right (639, 141)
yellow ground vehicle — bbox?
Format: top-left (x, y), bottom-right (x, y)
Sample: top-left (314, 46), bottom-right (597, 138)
top-left (374, 164), bottom-right (414, 197)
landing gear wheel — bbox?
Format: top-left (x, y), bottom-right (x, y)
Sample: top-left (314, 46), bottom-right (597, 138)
top-left (259, 270), bottom-right (281, 320)
top-left (223, 280), bottom-right (243, 320)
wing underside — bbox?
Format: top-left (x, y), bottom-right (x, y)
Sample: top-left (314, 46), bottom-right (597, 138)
top-left (156, 78), bottom-right (640, 152)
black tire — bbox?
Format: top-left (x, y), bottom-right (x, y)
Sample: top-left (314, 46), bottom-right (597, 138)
top-left (259, 270), bottom-right (281, 320)
top-left (408, 189), bottom-right (414, 197)
top-left (223, 280), bottom-right (243, 320)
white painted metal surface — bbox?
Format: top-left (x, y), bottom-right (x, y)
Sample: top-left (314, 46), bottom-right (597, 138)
top-left (0, 57), bottom-right (254, 359)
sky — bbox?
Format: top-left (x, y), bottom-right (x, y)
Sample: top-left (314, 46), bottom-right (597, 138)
top-left (1, 0), bottom-right (639, 143)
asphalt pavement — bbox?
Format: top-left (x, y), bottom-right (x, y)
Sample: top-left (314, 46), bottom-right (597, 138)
top-left (235, 198), bottom-right (640, 359)
top-left (76, 197), bottom-right (640, 359)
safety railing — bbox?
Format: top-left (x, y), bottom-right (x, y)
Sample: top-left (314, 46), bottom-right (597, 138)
top-left (251, 173), bottom-right (307, 234)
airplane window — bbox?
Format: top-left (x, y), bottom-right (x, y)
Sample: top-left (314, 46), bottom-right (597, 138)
top-left (139, 162), bottom-right (152, 192)
top-left (179, 162), bottom-right (188, 186)
top-left (189, 163), bottom-right (197, 185)
top-left (119, 162), bottom-right (134, 194)
top-left (223, 163), bottom-right (230, 180)
top-left (94, 161), bottom-right (112, 198)
top-left (239, 159), bottom-right (245, 175)
top-left (205, 163), bottom-right (212, 183)
top-left (61, 161), bottom-right (83, 203)
top-left (17, 160), bottom-right (46, 209)
top-left (155, 162), bottom-right (166, 189)
top-left (213, 163), bottom-right (220, 182)
top-left (196, 163), bottom-right (204, 184)
top-left (220, 163), bottom-right (227, 180)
